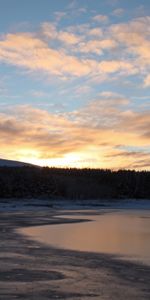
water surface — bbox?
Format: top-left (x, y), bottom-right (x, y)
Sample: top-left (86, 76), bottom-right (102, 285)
top-left (20, 210), bottom-right (150, 265)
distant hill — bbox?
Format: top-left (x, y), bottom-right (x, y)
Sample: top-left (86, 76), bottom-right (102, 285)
top-left (0, 158), bottom-right (34, 167)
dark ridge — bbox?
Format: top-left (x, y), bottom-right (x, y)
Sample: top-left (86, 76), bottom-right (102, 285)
top-left (0, 158), bottom-right (36, 167)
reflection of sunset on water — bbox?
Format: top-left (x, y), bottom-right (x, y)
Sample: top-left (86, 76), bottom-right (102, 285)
top-left (21, 210), bottom-right (150, 266)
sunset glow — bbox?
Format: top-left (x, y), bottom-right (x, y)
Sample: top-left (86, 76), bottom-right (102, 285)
top-left (0, 0), bottom-right (150, 170)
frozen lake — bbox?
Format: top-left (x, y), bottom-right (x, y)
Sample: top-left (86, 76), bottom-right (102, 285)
top-left (20, 209), bottom-right (150, 266)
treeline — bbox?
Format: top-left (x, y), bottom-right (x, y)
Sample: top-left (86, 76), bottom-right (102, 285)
top-left (0, 166), bottom-right (150, 200)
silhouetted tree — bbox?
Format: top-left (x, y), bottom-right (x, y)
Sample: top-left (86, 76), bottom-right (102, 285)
top-left (0, 166), bottom-right (149, 200)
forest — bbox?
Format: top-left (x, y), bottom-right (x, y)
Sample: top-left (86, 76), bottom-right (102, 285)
top-left (0, 166), bottom-right (150, 200)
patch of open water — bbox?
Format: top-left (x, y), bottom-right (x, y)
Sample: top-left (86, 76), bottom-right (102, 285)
top-left (20, 209), bottom-right (150, 266)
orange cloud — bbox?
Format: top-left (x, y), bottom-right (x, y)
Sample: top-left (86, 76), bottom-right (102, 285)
top-left (144, 74), bottom-right (150, 87)
top-left (110, 17), bottom-right (150, 83)
top-left (0, 33), bottom-right (93, 77)
top-left (88, 28), bottom-right (103, 37)
top-left (0, 103), bottom-right (149, 170)
top-left (78, 39), bottom-right (117, 55)
top-left (0, 32), bottom-right (137, 80)
top-left (0, 16), bottom-right (149, 86)
top-left (42, 22), bottom-right (81, 45)
top-left (98, 60), bottom-right (137, 74)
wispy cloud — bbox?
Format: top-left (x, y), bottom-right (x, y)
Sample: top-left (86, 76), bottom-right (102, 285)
top-left (0, 29), bottom-right (138, 82)
top-left (0, 33), bottom-right (93, 78)
top-left (110, 17), bottom-right (150, 84)
top-left (42, 22), bottom-right (81, 45)
top-left (92, 14), bottom-right (109, 23)
top-left (0, 15), bottom-right (149, 85)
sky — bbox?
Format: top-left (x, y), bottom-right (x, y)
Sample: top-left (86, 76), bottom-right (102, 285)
top-left (0, 0), bottom-right (150, 170)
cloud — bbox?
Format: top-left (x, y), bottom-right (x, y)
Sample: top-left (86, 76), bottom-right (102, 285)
top-left (92, 15), bottom-right (109, 23)
top-left (40, 22), bottom-right (57, 39)
top-left (54, 11), bottom-right (67, 22)
top-left (104, 149), bottom-right (150, 170)
top-left (70, 94), bottom-right (150, 147)
top-left (0, 102), bottom-right (149, 169)
top-left (0, 105), bottom-right (94, 153)
top-left (88, 28), bottom-right (103, 37)
top-left (78, 39), bottom-right (117, 55)
top-left (0, 16), bottom-right (149, 84)
top-left (98, 91), bottom-right (129, 104)
top-left (144, 74), bottom-right (150, 87)
top-left (0, 30), bottom-right (138, 82)
top-left (0, 9), bottom-right (149, 169)
top-left (42, 22), bottom-right (81, 45)
top-left (58, 31), bottom-right (81, 45)
top-left (110, 18), bottom-right (150, 59)
top-left (0, 33), bottom-right (94, 77)
top-left (98, 60), bottom-right (136, 74)
top-left (30, 90), bottom-right (50, 98)
top-left (1, 16), bottom-right (149, 85)
top-left (108, 17), bottom-right (150, 85)
top-left (112, 8), bottom-right (124, 17)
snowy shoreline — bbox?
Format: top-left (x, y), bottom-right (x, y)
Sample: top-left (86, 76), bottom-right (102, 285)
top-left (0, 198), bottom-right (150, 212)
